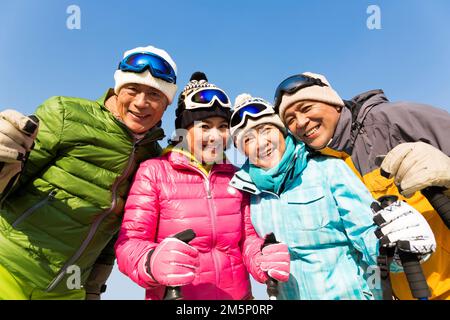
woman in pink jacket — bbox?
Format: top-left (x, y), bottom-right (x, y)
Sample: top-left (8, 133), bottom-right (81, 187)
top-left (114, 72), bottom-right (290, 300)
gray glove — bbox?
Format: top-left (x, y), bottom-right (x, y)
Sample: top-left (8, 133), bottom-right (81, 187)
top-left (0, 109), bottom-right (39, 193)
top-left (84, 263), bottom-right (114, 300)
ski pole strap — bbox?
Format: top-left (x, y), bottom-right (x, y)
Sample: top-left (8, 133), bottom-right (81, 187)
top-left (262, 233), bottom-right (279, 299)
top-left (266, 278), bottom-right (279, 300)
top-left (377, 246), bottom-right (394, 300)
top-left (422, 186), bottom-right (450, 229)
top-left (163, 287), bottom-right (182, 301)
top-left (374, 195), bottom-right (429, 300)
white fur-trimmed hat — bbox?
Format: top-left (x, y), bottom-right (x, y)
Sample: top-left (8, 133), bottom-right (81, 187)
top-left (231, 93), bottom-right (286, 152)
top-left (277, 72), bottom-right (345, 121)
top-left (114, 45), bottom-right (178, 103)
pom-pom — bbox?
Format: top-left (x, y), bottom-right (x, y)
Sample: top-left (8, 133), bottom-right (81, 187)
top-left (190, 71), bottom-right (208, 82)
top-left (234, 93), bottom-right (253, 107)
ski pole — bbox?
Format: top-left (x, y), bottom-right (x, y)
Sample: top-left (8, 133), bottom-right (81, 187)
top-left (262, 233), bottom-right (279, 300)
top-left (376, 195), bottom-right (430, 300)
top-left (163, 229), bottom-right (196, 300)
top-left (422, 186), bottom-right (450, 229)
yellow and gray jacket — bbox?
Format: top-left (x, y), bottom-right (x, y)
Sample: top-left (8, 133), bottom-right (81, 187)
top-left (321, 89), bottom-right (450, 300)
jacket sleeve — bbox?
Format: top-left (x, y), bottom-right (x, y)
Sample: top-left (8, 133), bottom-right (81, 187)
top-left (114, 160), bottom-right (160, 288)
top-left (379, 102), bottom-right (450, 156)
top-left (326, 158), bottom-right (380, 267)
top-left (240, 193), bottom-right (267, 283)
top-left (15, 97), bottom-right (65, 189)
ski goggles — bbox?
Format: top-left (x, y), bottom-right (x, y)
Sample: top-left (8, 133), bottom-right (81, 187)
top-left (118, 52), bottom-right (177, 84)
top-left (230, 100), bottom-right (275, 131)
top-left (184, 88), bottom-right (231, 110)
top-left (274, 74), bottom-right (328, 110)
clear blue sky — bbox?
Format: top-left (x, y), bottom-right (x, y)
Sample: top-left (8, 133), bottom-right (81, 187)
top-left (1, 1), bottom-right (449, 300)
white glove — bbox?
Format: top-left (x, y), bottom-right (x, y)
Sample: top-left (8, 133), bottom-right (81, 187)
top-left (0, 109), bottom-right (39, 193)
top-left (379, 142), bottom-right (450, 198)
top-left (373, 200), bottom-right (436, 264)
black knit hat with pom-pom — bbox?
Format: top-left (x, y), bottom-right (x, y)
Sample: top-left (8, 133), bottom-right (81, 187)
top-left (174, 71), bottom-right (232, 129)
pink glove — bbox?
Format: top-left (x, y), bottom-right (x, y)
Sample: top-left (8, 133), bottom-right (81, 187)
top-left (258, 243), bottom-right (290, 283)
top-left (147, 237), bottom-right (200, 287)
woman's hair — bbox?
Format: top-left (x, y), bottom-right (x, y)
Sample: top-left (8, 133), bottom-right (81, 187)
top-left (167, 136), bottom-right (183, 146)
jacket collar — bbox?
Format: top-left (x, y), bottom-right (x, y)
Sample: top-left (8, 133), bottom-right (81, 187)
top-left (97, 88), bottom-right (115, 106)
top-left (230, 161), bottom-right (262, 195)
top-left (163, 146), bottom-right (236, 177)
top-left (327, 89), bottom-right (388, 154)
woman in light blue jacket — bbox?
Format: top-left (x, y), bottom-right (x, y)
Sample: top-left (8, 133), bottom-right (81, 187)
top-left (229, 94), bottom-right (435, 300)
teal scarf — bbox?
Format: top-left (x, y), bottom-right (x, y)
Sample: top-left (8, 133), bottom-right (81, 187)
top-left (248, 135), bottom-right (302, 194)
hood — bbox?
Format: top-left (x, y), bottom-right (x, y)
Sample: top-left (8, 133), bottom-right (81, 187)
top-left (349, 89), bottom-right (389, 122)
top-left (328, 89), bottom-right (389, 153)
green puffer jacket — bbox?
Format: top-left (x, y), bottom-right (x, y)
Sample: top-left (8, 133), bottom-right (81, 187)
top-left (0, 89), bottom-right (164, 293)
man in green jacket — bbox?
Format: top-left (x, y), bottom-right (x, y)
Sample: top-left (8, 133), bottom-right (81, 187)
top-left (0, 45), bottom-right (178, 300)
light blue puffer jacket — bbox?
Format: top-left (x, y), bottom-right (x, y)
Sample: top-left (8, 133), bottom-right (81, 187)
top-left (230, 140), bottom-right (382, 300)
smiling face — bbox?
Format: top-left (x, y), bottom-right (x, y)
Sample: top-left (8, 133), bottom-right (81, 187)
top-left (185, 117), bottom-right (230, 165)
top-left (283, 100), bottom-right (341, 150)
top-left (242, 124), bottom-right (286, 170)
top-left (115, 83), bottom-right (169, 133)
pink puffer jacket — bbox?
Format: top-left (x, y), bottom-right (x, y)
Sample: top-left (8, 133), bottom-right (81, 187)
top-left (115, 149), bottom-right (266, 300)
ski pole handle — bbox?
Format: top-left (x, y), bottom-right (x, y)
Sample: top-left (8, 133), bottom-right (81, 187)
top-left (422, 186), bottom-right (450, 229)
top-left (397, 249), bottom-right (430, 300)
top-left (262, 233), bottom-right (279, 300)
top-left (163, 229), bottom-right (196, 301)
top-left (377, 196), bottom-right (430, 300)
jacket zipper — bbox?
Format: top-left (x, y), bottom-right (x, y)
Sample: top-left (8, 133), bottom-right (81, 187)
top-left (203, 175), bottom-right (220, 297)
top-left (46, 134), bottom-right (161, 292)
top-left (12, 190), bottom-right (57, 228)
top-left (181, 163), bottom-right (221, 297)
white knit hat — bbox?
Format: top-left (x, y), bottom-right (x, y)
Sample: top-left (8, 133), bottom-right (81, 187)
top-left (114, 45), bottom-right (178, 103)
top-left (231, 93), bottom-right (286, 151)
top-left (277, 72), bottom-right (345, 121)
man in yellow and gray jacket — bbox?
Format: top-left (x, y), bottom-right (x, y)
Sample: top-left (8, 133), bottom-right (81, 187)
top-left (274, 72), bottom-right (450, 300)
